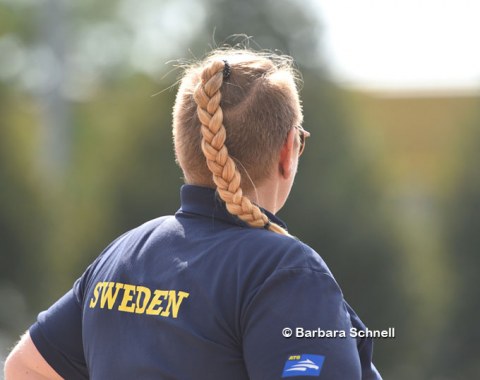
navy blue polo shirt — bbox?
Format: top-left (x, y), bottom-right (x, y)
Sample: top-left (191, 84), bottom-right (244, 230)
top-left (30, 185), bottom-right (381, 379)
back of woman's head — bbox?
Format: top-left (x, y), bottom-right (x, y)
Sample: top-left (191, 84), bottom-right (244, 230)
top-left (172, 49), bottom-right (303, 235)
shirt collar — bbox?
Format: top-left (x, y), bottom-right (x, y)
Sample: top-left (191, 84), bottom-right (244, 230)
top-left (176, 185), bottom-right (288, 230)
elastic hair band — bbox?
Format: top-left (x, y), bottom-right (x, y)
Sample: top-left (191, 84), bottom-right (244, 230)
top-left (264, 220), bottom-right (271, 230)
top-left (222, 60), bottom-right (231, 79)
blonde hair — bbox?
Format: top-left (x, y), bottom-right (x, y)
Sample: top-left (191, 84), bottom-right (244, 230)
top-left (172, 49), bottom-right (303, 235)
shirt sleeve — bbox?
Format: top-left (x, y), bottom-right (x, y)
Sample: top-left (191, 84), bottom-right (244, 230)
top-left (345, 302), bottom-right (383, 380)
top-left (29, 278), bottom-right (88, 380)
top-left (241, 267), bottom-right (363, 379)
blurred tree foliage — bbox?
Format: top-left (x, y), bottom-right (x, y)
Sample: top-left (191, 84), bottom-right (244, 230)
top-left (433, 114), bottom-right (480, 379)
top-left (0, 86), bottom-right (48, 324)
top-left (199, 0), bottom-right (322, 65)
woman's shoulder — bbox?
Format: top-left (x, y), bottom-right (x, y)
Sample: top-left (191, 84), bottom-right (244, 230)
top-left (229, 226), bottom-right (334, 280)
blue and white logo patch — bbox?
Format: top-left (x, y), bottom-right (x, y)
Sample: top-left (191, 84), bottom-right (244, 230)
top-left (282, 354), bottom-right (325, 377)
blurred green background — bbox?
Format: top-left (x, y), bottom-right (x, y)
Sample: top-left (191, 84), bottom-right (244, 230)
top-left (1, 1), bottom-right (479, 379)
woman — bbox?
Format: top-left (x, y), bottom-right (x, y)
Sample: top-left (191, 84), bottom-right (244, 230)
top-left (5, 49), bottom-right (381, 379)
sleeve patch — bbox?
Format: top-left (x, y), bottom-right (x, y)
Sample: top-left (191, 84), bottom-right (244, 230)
top-left (282, 354), bottom-right (325, 377)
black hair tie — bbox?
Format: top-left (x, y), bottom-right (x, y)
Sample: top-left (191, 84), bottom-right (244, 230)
top-left (264, 220), bottom-right (271, 230)
top-left (222, 60), bottom-right (231, 79)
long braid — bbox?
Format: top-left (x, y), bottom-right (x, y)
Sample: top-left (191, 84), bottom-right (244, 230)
top-left (193, 60), bottom-right (289, 236)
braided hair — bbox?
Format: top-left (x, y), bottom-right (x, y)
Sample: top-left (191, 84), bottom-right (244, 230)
top-left (173, 50), bottom-right (303, 236)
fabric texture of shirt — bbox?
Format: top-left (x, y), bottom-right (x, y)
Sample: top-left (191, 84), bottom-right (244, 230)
top-left (30, 185), bottom-right (382, 379)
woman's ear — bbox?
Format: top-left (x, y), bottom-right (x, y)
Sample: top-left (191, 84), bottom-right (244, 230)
top-left (279, 128), bottom-right (296, 179)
